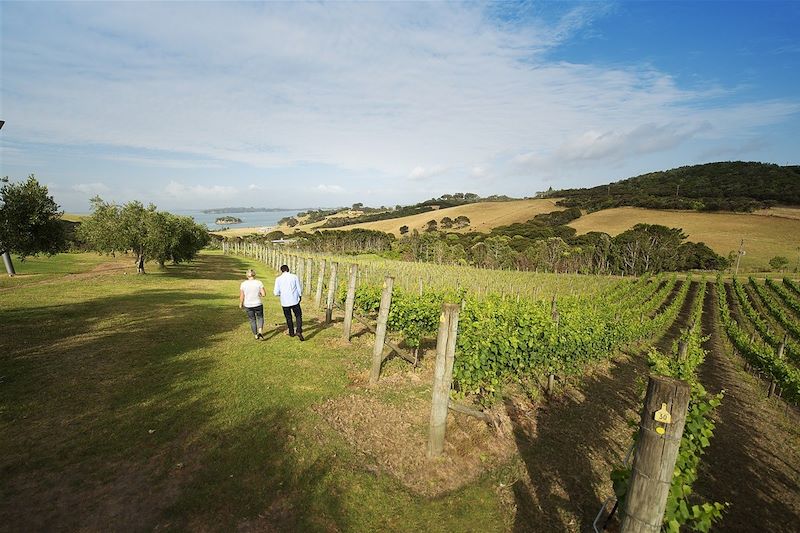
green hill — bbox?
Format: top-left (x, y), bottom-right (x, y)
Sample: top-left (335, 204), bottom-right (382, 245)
top-left (551, 161), bottom-right (800, 212)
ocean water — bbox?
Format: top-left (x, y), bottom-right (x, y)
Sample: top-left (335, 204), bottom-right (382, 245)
top-left (173, 209), bottom-right (302, 230)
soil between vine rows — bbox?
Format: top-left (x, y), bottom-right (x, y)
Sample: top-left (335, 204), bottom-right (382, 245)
top-left (694, 282), bottom-right (800, 531)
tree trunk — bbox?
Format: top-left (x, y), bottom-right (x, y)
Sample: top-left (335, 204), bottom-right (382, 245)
top-left (137, 254), bottom-right (146, 274)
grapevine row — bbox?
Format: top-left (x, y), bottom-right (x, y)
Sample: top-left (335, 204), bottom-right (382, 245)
top-left (766, 278), bottom-right (800, 318)
top-left (716, 277), bottom-right (800, 401)
top-left (785, 277), bottom-right (800, 297)
top-left (622, 279), bottom-right (727, 532)
top-left (748, 277), bottom-right (800, 342)
top-left (730, 279), bottom-right (799, 364)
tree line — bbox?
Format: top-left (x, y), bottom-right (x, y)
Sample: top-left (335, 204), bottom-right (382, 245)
top-left (550, 161), bottom-right (800, 212)
top-left (78, 197), bottom-right (210, 273)
top-left (228, 211), bottom-right (728, 275)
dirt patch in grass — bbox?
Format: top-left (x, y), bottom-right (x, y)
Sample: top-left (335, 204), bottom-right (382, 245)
top-left (314, 388), bottom-right (521, 497)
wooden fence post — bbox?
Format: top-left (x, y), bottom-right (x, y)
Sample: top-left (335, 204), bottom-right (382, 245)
top-left (295, 255), bottom-right (304, 285)
top-left (620, 375), bottom-right (691, 533)
top-left (343, 264), bottom-right (358, 341)
top-left (304, 258), bottom-right (312, 296)
top-left (677, 340), bottom-right (688, 361)
top-left (325, 262), bottom-right (339, 324)
top-left (315, 260), bottom-right (326, 309)
top-left (370, 276), bottom-right (394, 385)
top-left (768, 379), bottom-right (777, 398)
top-left (427, 303), bottom-right (460, 458)
top-left (777, 334), bottom-right (786, 360)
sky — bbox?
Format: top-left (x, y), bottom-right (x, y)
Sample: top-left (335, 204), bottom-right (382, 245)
top-left (1, 1), bottom-right (799, 213)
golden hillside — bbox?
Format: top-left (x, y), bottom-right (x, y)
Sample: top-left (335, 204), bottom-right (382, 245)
top-left (293, 198), bottom-right (564, 236)
top-left (567, 206), bottom-right (800, 270)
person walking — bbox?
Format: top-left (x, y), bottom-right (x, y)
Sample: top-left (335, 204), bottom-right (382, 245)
top-left (274, 264), bottom-right (304, 341)
top-left (240, 268), bottom-right (266, 340)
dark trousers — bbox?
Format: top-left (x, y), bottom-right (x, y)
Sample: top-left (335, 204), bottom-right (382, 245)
top-left (244, 305), bottom-right (264, 335)
top-left (282, 303), bottom-right (303, 335)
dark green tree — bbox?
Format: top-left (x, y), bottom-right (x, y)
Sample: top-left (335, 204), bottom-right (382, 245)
top-left (0, 175), bottom-right (65, 266)
top-left (769, 256), bottom-right (790, 272)
top-left (78, 197), bottom-right (209, 274)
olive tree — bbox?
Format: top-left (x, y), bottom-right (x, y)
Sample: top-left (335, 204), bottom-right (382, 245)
top-left (0, 175), bottom-right (65, 274)
top-left (78, 197), bottom-right (209, 273)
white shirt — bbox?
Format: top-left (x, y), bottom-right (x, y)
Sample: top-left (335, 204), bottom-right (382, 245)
top-left (274, 272), bottom-right (302, 307)
top-left (240, 279), bottom-right (265, 308)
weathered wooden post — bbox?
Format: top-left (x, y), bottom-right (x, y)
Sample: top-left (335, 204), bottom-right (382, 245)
top-left (325, 262), bottom-right (339, 324)
top-left (677, 340), bottom-right (688, 361)
top-left (777, 334), bottom-right (786, 360)
top-left (370, 276), bottom-right (394, 385)
top-left (551, 294), bottom-right (559, 326)
top-left (304, 258), bottom-right (312, 296)
top-left (427, 303), bottom-right (460, 458)
top-left (295, 256), bottom-right (304, 286)
top-left (315, 260), bottom-right (327, 309)
top-left (343, 264), bottom-right (358, 341)
top-left (620, 375), bottom-right (691, 533)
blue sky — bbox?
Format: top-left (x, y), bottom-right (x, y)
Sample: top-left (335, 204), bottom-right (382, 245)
top-left (1, 1), bottom-right (798, 212)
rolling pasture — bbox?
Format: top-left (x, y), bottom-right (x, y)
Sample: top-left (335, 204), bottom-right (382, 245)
top-left (567, 206), bottom-right (800, 271)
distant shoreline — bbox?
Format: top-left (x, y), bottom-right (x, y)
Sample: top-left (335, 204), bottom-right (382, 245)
top-left (202, 207), bottom-right (311, 214)
top-left (211, 225), bottom-right (277, 236)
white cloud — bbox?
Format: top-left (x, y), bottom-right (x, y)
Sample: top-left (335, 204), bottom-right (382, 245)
top-left (513, 121), bottom-right (714, 173)
top-left (470, 166), bottom-right (488, 179)
top-left (1, 1), bottom-right (797, 208)
top-left (164, 181), bottom-right (237, 198)
top-left (101, 154), bottom-right (223, 169)
top-left (316, 184), bottom-right (345, 193)
top-left (72, 182), bottom-right (110, 194)
top-left (409, 165), bottom-right (448, 180)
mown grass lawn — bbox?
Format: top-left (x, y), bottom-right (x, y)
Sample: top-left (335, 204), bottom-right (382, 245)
top-left (1, 251), bottom-right (508, 532)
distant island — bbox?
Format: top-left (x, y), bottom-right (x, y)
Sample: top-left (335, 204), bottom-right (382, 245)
top-left (215, 216), bottom-right (243, 224)
top-left (202, 207), bottom-right (306, 214)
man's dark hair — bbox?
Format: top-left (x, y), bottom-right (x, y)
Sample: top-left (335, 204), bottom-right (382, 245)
top-left (280, 264), bottom-right (289, 272)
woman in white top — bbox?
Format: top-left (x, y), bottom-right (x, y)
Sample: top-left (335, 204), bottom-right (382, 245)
top-left (240, 268), bottom-right (266, 340)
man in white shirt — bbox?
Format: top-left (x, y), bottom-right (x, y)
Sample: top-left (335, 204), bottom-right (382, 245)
top-left (274, 264), bottom-right (304, 341)
top-left (240, 268), bottom-right (266, 340)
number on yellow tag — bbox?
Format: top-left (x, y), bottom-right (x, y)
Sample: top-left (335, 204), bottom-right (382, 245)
top-left (654, 403), bottom-right (672, 424)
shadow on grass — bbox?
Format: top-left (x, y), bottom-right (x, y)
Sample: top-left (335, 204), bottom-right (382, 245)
top-left (507, 356), bottom-right (647, 532)
top-left (0, 282), bottom-right (346, 530)
top-left (158, 252), bottom-right (254, 281)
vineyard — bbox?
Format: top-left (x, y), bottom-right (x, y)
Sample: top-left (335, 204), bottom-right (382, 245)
top-left (220, 241), bottom-right (799, 530)
top-left (224, 240), bottom-right (800, 405)
top-left (3, 246), bottom-right (798, 532)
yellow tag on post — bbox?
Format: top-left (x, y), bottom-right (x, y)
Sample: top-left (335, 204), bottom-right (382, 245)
top-left (654, 403), bottom-right (672, 424)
